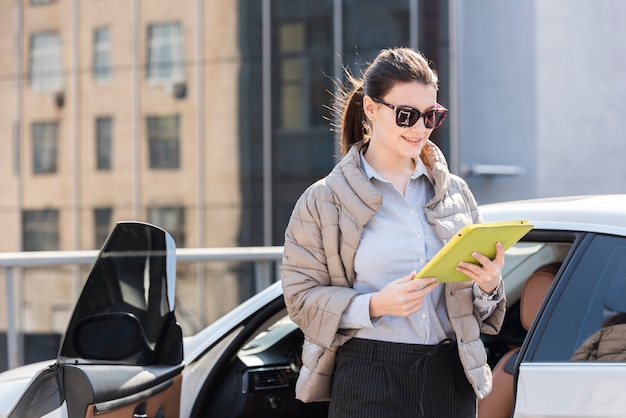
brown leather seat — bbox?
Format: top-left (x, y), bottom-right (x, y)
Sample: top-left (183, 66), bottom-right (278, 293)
top-left (477, 264), bottom-right (558, 418)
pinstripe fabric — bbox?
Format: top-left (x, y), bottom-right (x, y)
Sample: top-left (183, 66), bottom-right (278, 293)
top-left (329, 338), bottom-right (476, 418)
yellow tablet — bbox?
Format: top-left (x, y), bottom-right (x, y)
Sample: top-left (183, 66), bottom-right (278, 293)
top-left (414, 220), bottom-right (534, 282)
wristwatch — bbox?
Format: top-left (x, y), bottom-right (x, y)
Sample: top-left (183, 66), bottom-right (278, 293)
top-left (479, 283), bottom-right (500, 301)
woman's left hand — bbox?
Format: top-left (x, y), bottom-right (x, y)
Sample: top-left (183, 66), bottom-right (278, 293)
top-left (456, 241), bottom-right (505, 294)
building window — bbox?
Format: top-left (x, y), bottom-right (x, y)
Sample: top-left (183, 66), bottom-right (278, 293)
top-left (22, 209), bottom-right (59, 251)
top-left (146, 22), bottom-right (184, 84)
top-left (94, 208), bottom-right (113, 249)
top-left (29, 32), bottom-right (63, 91)
top-left (276, 18), bottom-right (332, 131)
top-left (148, 206), bottom-right (185, 247)
top-left (32, 121), bottom-right (58, 174)
top-left (93, 27), bottom-right (112, 82)
top-left (146, 115), bottom-right (180, 169)
top-left (30, 0), bottom-right (56, 5)
top-left (96, 117), bottom-right (112, 170)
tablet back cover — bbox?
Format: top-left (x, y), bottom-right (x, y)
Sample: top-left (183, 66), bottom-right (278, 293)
top-left (415, 220), bottom-right (534, 282)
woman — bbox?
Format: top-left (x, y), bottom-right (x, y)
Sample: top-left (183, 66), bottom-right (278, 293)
top-left (282, 47), bottom-right (506, 418)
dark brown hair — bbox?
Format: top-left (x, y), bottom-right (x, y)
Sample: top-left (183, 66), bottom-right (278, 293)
top-left (333, 47), bottom-right (440, 156)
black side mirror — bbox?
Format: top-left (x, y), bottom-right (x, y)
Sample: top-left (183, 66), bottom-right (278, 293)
top-left (73, 313), bottom-right (150, 361)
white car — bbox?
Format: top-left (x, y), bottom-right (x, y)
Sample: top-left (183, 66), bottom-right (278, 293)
top-left (1, 195), bottom-right (626, 417)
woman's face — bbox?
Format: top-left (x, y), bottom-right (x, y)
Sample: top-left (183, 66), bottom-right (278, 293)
top-left (364, 81), bottom-right (438, 162)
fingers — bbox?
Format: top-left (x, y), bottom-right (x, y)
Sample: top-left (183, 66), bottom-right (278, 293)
top-left (370, 273), bottom-right (439, 318)
top-left (394, 272), bottom-right (437, 291)
top-left (456, 242), bottom-right (505, 281)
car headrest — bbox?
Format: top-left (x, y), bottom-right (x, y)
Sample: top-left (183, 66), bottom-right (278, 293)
top-left (605, 279), bottom-right (626, 314)
top-left (520, 268), bottom-right (557, 330)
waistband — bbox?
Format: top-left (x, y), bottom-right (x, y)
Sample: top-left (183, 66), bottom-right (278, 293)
top-left (339, 337), bottom-right (457, 363)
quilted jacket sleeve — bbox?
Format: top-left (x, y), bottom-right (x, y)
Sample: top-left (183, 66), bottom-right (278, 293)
top-left (281, 183), bottom-right (360, 349)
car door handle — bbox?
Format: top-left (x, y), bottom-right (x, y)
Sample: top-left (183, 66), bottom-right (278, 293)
top-left (133, 402), bottom-right (147, 418)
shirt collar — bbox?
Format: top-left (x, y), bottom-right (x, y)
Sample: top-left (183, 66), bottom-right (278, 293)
top-left (359, 149), bottom-right (432, 183)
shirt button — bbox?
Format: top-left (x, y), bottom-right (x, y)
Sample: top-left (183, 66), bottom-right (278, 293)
top-left (421, 313), bottom-right (427, 319)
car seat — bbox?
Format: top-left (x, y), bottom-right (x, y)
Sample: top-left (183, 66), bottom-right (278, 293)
top-left (477, 263), bottom-right (559, 418)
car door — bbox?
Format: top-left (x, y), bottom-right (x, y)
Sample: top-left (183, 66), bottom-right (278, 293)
top-left (8, 222), bottom-right (184, 418)
top-left (513, 233), bottom-right (626, 417)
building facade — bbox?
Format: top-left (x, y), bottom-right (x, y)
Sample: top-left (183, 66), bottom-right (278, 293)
top-left (0, 0), bottom-right (449, 368)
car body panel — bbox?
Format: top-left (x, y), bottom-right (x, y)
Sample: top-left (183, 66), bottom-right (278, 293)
top-left (514, 363), bottom-right (626, 417)
top-left (481, 195), bottom-right (626, 234)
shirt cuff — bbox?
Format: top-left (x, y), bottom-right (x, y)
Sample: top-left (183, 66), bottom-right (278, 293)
top-left (474, 280), bottom-right (503, 302)
top-left (338, 293), bottom-right (377, 330)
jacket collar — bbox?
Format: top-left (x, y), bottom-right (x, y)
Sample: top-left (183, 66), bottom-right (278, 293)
top-left (325, 140), bottom-right (452, 222)
top-left (419, 140), bottom-right (451, 208)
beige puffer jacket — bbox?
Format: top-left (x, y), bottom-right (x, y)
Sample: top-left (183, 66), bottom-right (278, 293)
top-left (282, 141), bottom-right (506, 402)
top-left (571, 323), bottom-right (626, 361)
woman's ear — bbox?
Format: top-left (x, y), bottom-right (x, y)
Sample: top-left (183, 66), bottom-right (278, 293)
top-left (363, 95), bottom-right (376, 122)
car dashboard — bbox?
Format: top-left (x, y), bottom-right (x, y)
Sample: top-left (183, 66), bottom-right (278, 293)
top-left (199, 313), bottom-right (327, 417)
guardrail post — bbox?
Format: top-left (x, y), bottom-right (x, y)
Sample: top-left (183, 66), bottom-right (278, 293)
top-left (5, 267), bottom-right (20, 369)
top-left (197, 263), bottom-right (206, 329)
top-left (254, 261), bottom-right (272, 292)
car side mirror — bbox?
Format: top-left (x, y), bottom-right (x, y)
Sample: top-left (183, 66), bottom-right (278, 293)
top-left (73, 313), bottom-right (150, 361)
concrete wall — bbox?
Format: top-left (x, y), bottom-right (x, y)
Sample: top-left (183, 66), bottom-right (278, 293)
top-left (534, 1), bottom-right (626, 197)
top-left (456, 0), bottom-right (626, 204)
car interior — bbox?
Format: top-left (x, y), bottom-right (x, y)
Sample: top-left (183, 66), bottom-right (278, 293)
top-left (192, 232), bottom-right (576, 418)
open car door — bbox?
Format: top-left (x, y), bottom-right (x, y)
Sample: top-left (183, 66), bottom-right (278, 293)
top-left (9, 222), bottom-right (183, 418)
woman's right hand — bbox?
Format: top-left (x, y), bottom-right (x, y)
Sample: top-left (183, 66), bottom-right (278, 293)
top-left (369, 272), bottom-right (439, 319)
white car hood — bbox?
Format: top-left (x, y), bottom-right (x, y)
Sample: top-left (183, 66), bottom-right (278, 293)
top-left (0, 360), bottom-right (55, 417)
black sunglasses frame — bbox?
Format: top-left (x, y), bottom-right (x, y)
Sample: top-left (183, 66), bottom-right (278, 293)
top-left (371, 97), bottom-right (448, 129)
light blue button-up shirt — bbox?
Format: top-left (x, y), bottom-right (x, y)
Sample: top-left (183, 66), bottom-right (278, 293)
top-left (339, 151), bottom-right (502, 344)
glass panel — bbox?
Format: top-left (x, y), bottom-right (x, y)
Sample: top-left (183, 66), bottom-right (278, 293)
top-left (342, 0), bottom-right (410, 74)
top-left (146, 115), bottom-right (180, 169)
top-left (96, 116), bottom-right (112, 170)
top-left (529, 234), bottom-right (626, 362)
top-left (22, 209), bottom-right (59, 251)
top-left (29, 32), bottom-right (63, 91)
top-left (148, 206), bottom-right (185, 248)
top-left (146, 22), bottom-right (184, 83)
top-left (32, 121), bottom-right (58, 173)
top-left (271, 0), bottom-right (335, 244)
top-left (237, 0), bottom-right (264, 249)
top-left (94, 207), bottom-right (113, 249)
top-left (280, 58), bottom-right (303, 129)
top-left (59, 222), bottom-right (179, 365)
top-left (93, 27), bottom-right (112, 81)
top-left (418, 0), bottom-right (450, 152)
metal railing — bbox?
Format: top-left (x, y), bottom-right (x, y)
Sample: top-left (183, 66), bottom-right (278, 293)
top-left (0, 246), bottom-right (284, 370)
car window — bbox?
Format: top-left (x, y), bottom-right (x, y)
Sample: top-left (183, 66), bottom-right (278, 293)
top-left (527, 234), bottom-right (626, 362)
top-left (58, 222), bottom-right (178, 365)
top-left (481, 238), bottom-right (571, 367)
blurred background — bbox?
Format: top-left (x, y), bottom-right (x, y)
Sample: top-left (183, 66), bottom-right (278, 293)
top-left (1, 0), bottom-right (625, 371)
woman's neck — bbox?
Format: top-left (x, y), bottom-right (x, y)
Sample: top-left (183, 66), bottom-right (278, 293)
top-left (363, 143), bottom-right (416, 195)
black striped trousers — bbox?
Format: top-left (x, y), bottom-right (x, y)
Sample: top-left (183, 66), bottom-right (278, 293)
top-left (328, 338), bottom-right (476, 418)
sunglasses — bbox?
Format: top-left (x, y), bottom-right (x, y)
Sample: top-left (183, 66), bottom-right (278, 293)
top-left (371, 97), bottom-right (448, 129)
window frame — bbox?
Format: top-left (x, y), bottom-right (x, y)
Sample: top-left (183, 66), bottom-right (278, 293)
top-left (28, 31), bottom-right (63, 91)
top-left (93, 207), bottom-right (113, 249)
top-left (93, 27), bottom-right (113, 83)
top-left (147, 206), bottom-right (185, 248)
top-left (521, 232), bottom-right (626, 363)
top-left (146, 114), bottom-right (181, 169)
top-left (32, 121), bottom-right (59, 174)
top-left (146, 22), bottom-right (185, 85)
top-left (96, 116), bottom-right (113, 170)
top-left (22, 209), bottom-right (60, 251)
